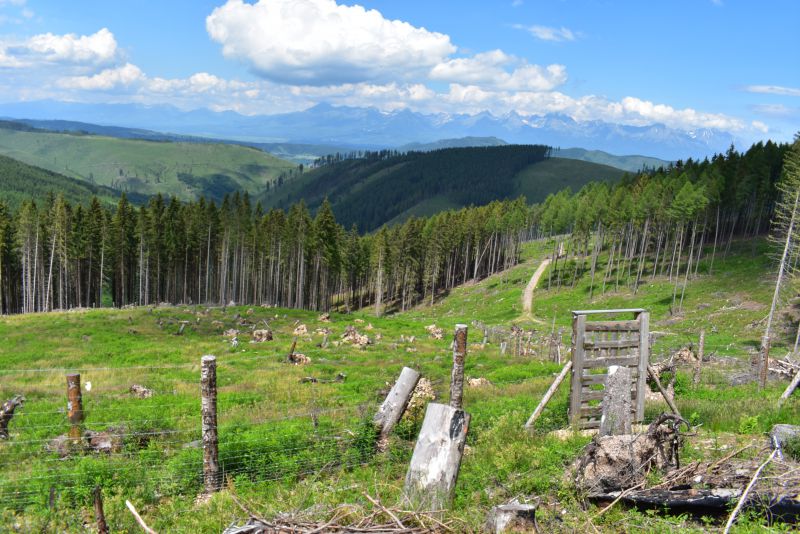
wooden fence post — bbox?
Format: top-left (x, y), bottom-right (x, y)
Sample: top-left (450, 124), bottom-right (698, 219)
top-left (450, 324), bottom-right (468, 409)
top-left (200, 355), bottom-right (220, 493)
top-left (93, 485), bottom-right (109, 534)
top-left (374, 367), bottom-right (420, 449)
top-left (759, 334), bottom-right (770, 389)
top-left (66, 373), bottom-right (84, 441)
top-left (693, 329), bottom-right (705, 386)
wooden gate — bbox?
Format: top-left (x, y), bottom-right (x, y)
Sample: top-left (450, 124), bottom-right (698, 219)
top-left (569, 309), bottom-right (649, 429)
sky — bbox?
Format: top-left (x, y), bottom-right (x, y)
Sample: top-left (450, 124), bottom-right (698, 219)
top-left (0, 0), bottom-right (797, 143)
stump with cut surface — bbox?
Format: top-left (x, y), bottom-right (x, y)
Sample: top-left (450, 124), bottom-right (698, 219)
top-left (485, 500), bottom-right (538, 533)
top-left (404, 403), bottom-right (470, 511)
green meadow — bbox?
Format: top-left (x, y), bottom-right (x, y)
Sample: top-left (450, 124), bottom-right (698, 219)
top-left (0, 239), bottom-right (797, 532)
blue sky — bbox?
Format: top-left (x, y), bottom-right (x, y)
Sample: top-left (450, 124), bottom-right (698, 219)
top-left (0, 0), bottom-right (797, 143)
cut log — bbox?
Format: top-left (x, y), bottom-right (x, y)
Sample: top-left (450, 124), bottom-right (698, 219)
top-left (599, 366), bottom-right (632, 436)
top-left (778, 371), bottom-right (800, 407)
top-left (373, 367), bottom-right (421, 448)
top-left (524, 361), bottom-right (572, 431)
top-left (404, 403), bottom-right (470, 511)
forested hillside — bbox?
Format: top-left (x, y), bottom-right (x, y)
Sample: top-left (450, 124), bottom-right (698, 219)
top-left (263, 145), bottom-right (624, 230)
top-left (0, 125), bottom-right (296, 202)
top-left (0, 139), bottom-right (793, 319)
top-left (0, 154), bottom-right (143, 209)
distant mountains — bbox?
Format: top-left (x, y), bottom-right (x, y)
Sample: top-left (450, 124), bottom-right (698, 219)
top-left (0, 100), bottom-right (739, 161)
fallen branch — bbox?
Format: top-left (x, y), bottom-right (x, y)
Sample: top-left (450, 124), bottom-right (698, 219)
top-left (363, 493), bottom-right (405, 530)
top-left (647, 366), bottom-right (682, 418)
top-left (722, 448), bottom-right (778, 534)
top-left (524, 361), bottom-right (572, 430)
top-left (126, 500), bottom-right (158, 534)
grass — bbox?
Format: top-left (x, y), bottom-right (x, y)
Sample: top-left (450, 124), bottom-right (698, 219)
top-left (0, 128), bottom-right (295, 202)
top-left (0, 237), bottom-right (798, 532)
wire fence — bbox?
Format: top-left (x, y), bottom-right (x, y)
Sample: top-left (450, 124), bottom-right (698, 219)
top-left (0, 320), bottom-right (771, 515)
top-left (0, 352), bottom-right (386, 513)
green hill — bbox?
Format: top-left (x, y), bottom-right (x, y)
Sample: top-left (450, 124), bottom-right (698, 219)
top-left (555, 147), bottom-right (671, 172)
top-left (263, 145), bottom-right (625, 230)
top-left (0, 153), bottom-right (142, 209)
top-left (0, 125), bottom-right (296, 202)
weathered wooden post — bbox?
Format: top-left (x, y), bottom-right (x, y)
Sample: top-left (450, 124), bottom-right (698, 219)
top-left (200, 355), bottom-right (220, 493)
top-left (450, 324), bottom-right (467, 409)
top-left (374, 366), bottom-right (420, 449)
top-left (66, 373), bottom-right (84, 441)
top-left (759, 334), bottom-right (770, 389)
top-left (693, 329), bottom-right (705, 386)
top-left (404, 325), bottom-right (470, 511)
top-left (93, 485), bottom-right (109, 534)
top-left (599, 366), bottom-right (632, 436)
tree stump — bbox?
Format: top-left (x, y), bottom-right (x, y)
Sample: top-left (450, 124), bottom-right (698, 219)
top-left (404, 403), bottom-right (470, 511)
top-left (485, 500), bottom-right (538, 533)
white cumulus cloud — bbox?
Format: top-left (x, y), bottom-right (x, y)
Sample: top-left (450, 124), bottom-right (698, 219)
top-left (58, 63), bottom-right (143, 90)
top-left (13, 28), bottom-right (118, 65)
top-left (206, 0), bottom-right (456, 85)
top-left (430, 50), bottom-right (567, 91)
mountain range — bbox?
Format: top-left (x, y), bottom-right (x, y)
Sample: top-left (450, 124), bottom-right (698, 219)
top-left (0, 100), bottom-right (739, 161)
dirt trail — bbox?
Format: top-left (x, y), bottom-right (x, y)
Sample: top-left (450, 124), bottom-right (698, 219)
top-left (522, 258), bottom-right (551, 314)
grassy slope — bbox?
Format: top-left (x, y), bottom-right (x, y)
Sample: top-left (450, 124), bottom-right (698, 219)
top-left (555, 147), bottom-right (672, 172)
top-left (0, 128), bottom-right (295, 202)
top-left (0, 153), bottom-right (141, 209)
top-left (0, 239), bottom-right (796, 532)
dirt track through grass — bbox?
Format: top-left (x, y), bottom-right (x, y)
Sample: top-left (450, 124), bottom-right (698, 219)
top-left (522, 257), bottom-right (551, 314)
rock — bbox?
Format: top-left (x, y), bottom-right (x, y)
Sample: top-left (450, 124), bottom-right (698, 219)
top-left (342, 325), bottom-right (370, 347)
top-left (354, 318), bottom-right (365, 324)
top-left (405, 378), bottom-right (436, 419)
top-left (245, 308), bottom-right (254, 315)
top-left (86, 430), bottom-right (123, 453)
top-left (211, 320), bottom-right (224, 329)
top-left (223, 328), bottom-right (239, 338)
top-left (425, 324), bottom-right (444, 339)
top-left (288, 353), bottom-right (310, 365)
top-left (770, 424), bottom-right (800, 450)
top-left (251, 329), bottom-right (273, 343)
top-left (318, 312), bottom-right (331, 322)
top-left (130, 384), bottom-right (154, 398)
top-left (293, 324), bottom-right (308, 336)
top-left (467, 377), bottom-right (492, 388)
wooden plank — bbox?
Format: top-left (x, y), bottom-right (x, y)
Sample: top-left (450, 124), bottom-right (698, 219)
top-left (581, 374), bottom-right (609, 385)
top-left (636, 312), bottom-right (650, 421)
top-left (569, 314), bottom-right (586, 425)
top-left (580, 391), bottom-right (606, 401)
top-left (584, 339), bottom-right (640, 349)
top-left (580, 406), bottom-right (603, 416)
top-left (580, 419), bottom-right (601, 429)
top-left (572, 309), bottom-right (646, 316)
top-left (583, 356), bottom-right (640, 369)
top-left (585, 320), bottom-right (640, 332)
